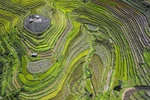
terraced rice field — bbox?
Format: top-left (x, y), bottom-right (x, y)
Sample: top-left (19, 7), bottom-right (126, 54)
top-left (0, 0), bottom-right (150, 100)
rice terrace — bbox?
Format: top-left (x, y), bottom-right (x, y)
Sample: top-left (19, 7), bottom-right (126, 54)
top-left (0, 0), bottom-right (150, 100)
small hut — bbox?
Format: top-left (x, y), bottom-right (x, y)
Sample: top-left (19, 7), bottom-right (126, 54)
top-left (31, 53), bottom-right (38, 57)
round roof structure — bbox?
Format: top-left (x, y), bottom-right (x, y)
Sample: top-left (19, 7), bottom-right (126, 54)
top-left (24, 14), bottom-right (50, 34)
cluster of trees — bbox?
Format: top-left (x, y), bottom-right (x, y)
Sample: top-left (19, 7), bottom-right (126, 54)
top-left (0, 30), bottom-right (25, 98)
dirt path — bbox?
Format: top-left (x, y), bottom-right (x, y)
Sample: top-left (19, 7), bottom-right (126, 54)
top-left (122, 87), bottom-right (136, 100)
top-left (122, 86), bottom-right (150, 100)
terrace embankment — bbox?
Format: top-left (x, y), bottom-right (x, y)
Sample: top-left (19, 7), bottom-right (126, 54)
top-left (122, 86), bottom-right (150, 100)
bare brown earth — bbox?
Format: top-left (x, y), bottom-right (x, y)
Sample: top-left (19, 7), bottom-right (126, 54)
top-left (122, 86), bottom-right (150, 100)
